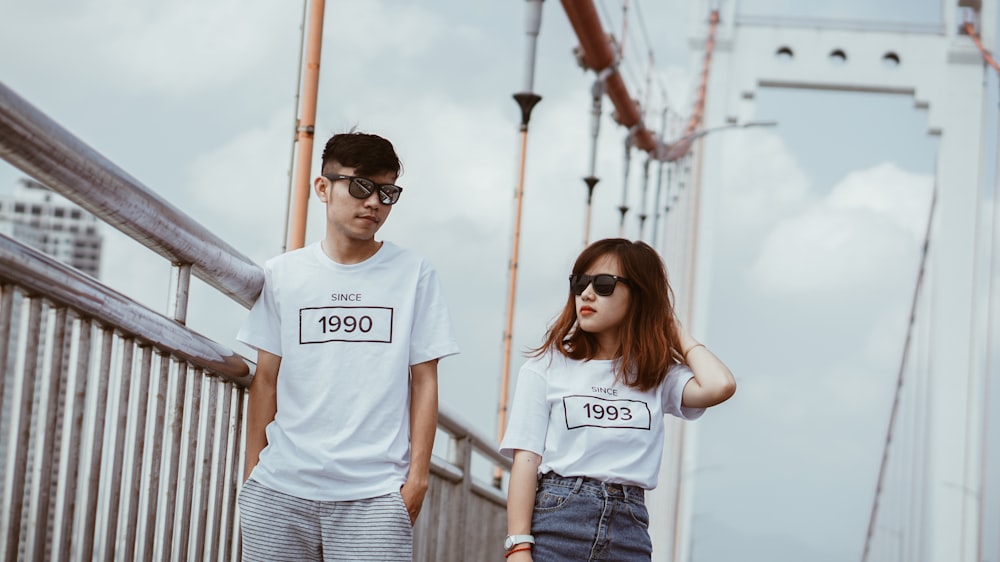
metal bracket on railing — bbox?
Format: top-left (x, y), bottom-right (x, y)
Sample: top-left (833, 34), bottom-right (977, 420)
top-left (171, 263), bottom-right (192, 325)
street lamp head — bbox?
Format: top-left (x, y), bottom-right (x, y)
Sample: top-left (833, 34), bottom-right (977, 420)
top-left (653, 120), bottom-right (778, 162)
top-left (738, 120), bottom-right (779, 129)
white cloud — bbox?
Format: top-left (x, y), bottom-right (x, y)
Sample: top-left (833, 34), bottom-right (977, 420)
top-left (97, 2), bottom-right (295, 96)
top-left (749, 162), bottom-right (933, 297)
top-left (320, 2), bottom-right (452, 69)
top-left (664, 63), bottom-right (695, 109)
top-left (719, 129), bottom-right (813, 235)
top-left (827, 162), bottom-right (934, 240)
top-left (185, 106), bottom-right (293, 263)
top-left (0, 1), bottom-right (298, 97)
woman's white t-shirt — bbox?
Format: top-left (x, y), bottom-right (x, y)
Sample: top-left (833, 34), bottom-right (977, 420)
top-left (499, 352), bottom-right (704, 490)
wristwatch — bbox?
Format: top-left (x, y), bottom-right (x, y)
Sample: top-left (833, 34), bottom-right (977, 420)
top-left (504, 534), bottom-right (535, 551)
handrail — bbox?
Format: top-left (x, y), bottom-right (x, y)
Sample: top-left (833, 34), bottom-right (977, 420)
top-left (0, 233), bottom-right (251, 383)
top-left (439, 407), bottom-right (512, 471)
top-left (0, 81), bottom-right (264, 308)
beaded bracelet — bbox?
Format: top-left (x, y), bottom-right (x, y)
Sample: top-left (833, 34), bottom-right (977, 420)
top-left (505, 545), bottom-right (532, 558)
top-left (683, 343), bottom-right (706, 359)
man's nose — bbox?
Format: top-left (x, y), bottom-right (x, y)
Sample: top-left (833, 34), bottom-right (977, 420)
top-left (363, 190), bottom-right (383, 208)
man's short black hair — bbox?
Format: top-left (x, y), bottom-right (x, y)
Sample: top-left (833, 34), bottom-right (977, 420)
top-left (321, 132), bottom-right (402, 178)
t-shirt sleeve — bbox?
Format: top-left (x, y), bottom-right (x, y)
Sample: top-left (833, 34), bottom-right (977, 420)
top-left (662, 363), bottom-right (705, 420)
top-left (408, 262), bottom-right (460, 365)
top-left (499, 363), bottom-right (549, 459)
top-left (236, 265), bottom-right (282, 357)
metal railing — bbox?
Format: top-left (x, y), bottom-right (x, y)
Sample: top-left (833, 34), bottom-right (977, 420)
top-left (0, 80), bottom-right (510, 561)
top-left (0, 236), bottom-right (249, 562)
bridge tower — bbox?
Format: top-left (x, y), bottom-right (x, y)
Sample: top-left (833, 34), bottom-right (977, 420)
top-left (680, 1), bottom-right (995, 561)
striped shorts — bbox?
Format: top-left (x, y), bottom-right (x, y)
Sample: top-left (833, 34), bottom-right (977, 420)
top-left (238, 479), bottom-right (413, 562)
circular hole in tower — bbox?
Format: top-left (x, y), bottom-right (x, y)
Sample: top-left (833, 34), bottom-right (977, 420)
top-left (829, 49), bottom-right (848, 64)
top-left (882, 52), bottom-right (901, 67)
top-left (775, 46), bottom-right (794, 61)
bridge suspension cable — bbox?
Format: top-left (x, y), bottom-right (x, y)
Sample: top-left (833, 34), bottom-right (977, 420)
top-left (964, 22), bottom-right (1000, 76)
top-left (861, 176), bottom-right (938, 562)
top-left (562, 0), bottom-right (720, 245)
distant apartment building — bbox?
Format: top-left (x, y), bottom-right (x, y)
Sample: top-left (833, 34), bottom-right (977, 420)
top-left (0, 177), bottom-right (103, 277)
top-left (0, 177), bottom-right (103, 559)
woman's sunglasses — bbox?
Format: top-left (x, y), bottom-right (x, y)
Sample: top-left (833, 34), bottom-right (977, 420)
top-left (569, 274), bottom-right (629, 297)
top-left (324, 174), bottom-right (404, 206)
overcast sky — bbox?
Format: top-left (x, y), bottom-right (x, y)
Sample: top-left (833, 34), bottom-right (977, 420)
top-left (1, 0), bottom-right (998, 560)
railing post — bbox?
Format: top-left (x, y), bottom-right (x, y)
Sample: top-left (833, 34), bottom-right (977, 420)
top-left (3, 297), bottom-right (42, 561)
top-left (191, 376), bottom-right (219, 560)
top-left (119, 345), bottom-right (153, 562)
top-left (225, 391), bottom-right (247, 562)
top-left (173, 368), bottom-right (203, 559)
top-left (206, 381), bottom-right (234, 560)
top-left (101, 337), bottom-right (137, 562)
top-left (55, 317), bottom-right (93, 561)
top-left (171, 263), bottom-right (192, 325)
top-left (157, 362), bottom-right (190, 562)
top-left (32, 308), bottom-right (69, 560)
top-left (0, 284), bottom-right (12, 411)
top-left (139, 354), bottom-right (171, 562)
top-left (78, 327), bottom-right (115, 560)
top-left (455, 435), bottom-right (474, 562)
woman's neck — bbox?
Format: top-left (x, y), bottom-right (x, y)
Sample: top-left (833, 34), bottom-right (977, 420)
top-left (592, 330), bottom-right (621, 360)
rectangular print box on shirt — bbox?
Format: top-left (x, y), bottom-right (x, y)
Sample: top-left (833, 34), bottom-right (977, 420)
top-left (562, 395), bottom-right (652, 430)
top-left (299, 306), bottom-right (394, 344)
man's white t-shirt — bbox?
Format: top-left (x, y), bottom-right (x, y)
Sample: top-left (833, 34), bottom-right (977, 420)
top-left (499, 352), bottom-right (704, 490)
top-left (237, 241), bottom-right (459, 502)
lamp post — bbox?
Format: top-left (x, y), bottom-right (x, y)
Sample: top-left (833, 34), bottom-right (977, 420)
top-left (286, 0), bottom-right (327, 251)
top-left (496, 0), bottom-right (544, 487)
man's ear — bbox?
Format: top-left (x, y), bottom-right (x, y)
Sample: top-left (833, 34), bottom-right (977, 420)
top-left (314, 176), bottom-right (329, 202)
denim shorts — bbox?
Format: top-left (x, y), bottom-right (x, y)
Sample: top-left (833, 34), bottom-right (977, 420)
top-left (531, 472), bottom-right (652, 562)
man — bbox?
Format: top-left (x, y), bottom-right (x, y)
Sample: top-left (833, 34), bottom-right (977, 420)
top-left (237, 131), bottom-right (459, 561)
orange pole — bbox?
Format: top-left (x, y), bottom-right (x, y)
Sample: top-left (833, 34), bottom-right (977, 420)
top-left (583, 192), bottom-right (594, 246)
top-left (495, 1), bottom-right (543, 488)
top-left (286, 0), bottom-right (326, 251)
top-left (498, 127), bottom-right (531, 450)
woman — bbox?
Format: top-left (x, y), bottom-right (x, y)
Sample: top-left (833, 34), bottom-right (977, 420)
top-left (499, 238), bottom-right (736, 561)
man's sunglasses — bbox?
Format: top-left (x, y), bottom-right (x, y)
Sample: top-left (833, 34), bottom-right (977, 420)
top-left (324, 174), bottom-right (404, 206)
top-left (569, 274), bottom-right (630, 297)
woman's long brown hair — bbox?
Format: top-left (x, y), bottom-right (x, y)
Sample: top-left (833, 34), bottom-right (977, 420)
top-left (531, 238), bottom-right (683, 391)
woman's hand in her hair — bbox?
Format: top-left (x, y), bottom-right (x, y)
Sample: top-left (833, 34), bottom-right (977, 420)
top-left (674, 318), bottom-right (737, 408)
top-left (672, 317), bottom-right (699, 354)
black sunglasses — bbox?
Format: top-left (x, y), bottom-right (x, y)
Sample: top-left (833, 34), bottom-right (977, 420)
top-left (324, 174), bottom-right (404, 206)
top-left (569, 274), bottom-right (629, 297)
